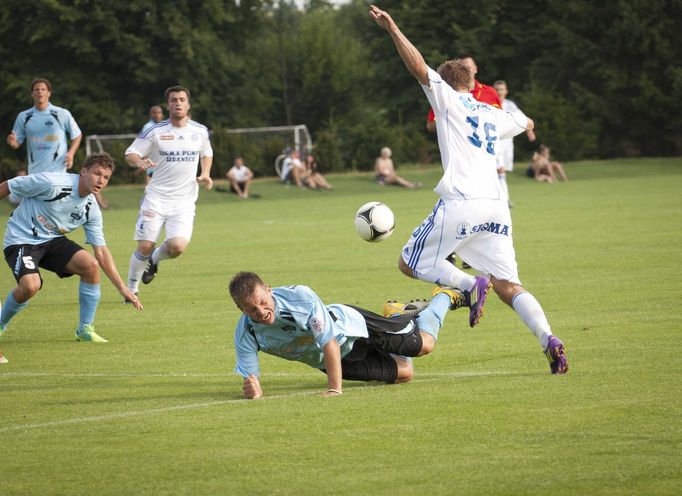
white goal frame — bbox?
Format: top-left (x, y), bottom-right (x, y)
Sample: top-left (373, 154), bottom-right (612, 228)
top-left (85, 124), bottom-right (312, 176)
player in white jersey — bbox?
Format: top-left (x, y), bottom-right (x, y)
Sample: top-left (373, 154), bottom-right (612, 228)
top-left (125, 86), bottom-right (213, 297)
top-left (6, 78), bottom-right (82, 174)
top-left (493, 80), bottom-right (536, 206)
top-left (0, 153), bottom-right (142, 362)
top-left (370, 5), bottom-right (567, 374)
top-left (229, 272), bottom-right (466, 398)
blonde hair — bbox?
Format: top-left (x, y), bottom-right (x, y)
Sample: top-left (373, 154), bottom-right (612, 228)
top-left (437, 60), bottom-right (473, 91)
top-left (380, 147), bottom-right (392, 157)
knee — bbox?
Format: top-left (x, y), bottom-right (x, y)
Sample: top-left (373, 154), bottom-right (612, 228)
top-left (417, 332), bottom-right (435, 356)
top-left (83, 257), bottom-right (100, 278)
top-left (394, 357), bottom-right (414, 383)
top-left (166, 239), bottom-right (188, 258)
top-left (398, 256), bottom-right (414, 278)
top-left (17, 277), bottom-right (41, 300)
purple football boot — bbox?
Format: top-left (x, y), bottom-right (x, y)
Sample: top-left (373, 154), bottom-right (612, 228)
top-left (463, 275), bottom-right (492, 327)
top-left (544, 335), bottom-right (568, 374)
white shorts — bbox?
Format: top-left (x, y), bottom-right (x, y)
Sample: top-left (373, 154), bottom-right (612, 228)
top-left (401, 198), bottom-right (521, 283)
top-left (496, 145), bottom-right (515, 172)
top-left (134, 194), bottom-right (196, 242)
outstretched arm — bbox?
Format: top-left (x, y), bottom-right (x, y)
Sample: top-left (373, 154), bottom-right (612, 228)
top-left (369, 5), bottom-right (429, 86)
top-left (92, 245), bottom-right (143, 310)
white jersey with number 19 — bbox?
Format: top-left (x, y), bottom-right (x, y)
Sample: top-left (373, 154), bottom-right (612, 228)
top-left (126, 119), bottom-right (213, 202)
top-left (422, 68), bottom-right (528, 200)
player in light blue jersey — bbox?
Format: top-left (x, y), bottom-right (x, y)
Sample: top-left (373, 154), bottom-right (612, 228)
top-left (229, 272), bottom-right (466, 398)
top-left (6, 78), bottom-right (82, 174)
top-left (0, 153), bottom-right (142, 363)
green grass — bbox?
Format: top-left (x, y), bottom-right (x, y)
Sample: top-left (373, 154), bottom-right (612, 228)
top-left (1, 158), bottom-right (681, 495)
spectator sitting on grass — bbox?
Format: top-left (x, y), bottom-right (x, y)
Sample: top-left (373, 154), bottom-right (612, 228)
top-left (374, 147), bottom-right (420, 189)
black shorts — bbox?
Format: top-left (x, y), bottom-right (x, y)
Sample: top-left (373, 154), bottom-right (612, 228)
top-left (339, 339), bottom-right (399, 384)
top-left (4, 237), bottom-right (84, 284)
top-left (326, 306), bottom-right (417, 384)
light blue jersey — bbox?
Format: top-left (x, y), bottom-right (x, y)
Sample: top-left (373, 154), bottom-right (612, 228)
top-left (4, 173), bottom-right (105, 249)
top-left (234, 285), bottom-right (368, 377)
top-left (12, 104), bottom-right (82, 174)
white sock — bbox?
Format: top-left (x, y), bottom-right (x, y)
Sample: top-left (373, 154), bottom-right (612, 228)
top-left (151, 242), bottom-right (171, 265)
top-left (511, 291), bottom-right (552, 348)
top-left (419, 259), bottom-right (476, 291)
top-left (498, 173), bottom-right (509, 202)
top-left (127, 251), bottom-right (149, 293)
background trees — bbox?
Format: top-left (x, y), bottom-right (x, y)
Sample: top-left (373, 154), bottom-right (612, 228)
top-left (1, 0), bottom-right (680, 179)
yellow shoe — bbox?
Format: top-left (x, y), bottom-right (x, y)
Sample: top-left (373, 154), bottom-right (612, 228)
top-left (383, 299), bottom-right (430, 318)
top-left (75, 324), bottom-right (109, 343)
top-left (431, 286), bottom-right (467, 310)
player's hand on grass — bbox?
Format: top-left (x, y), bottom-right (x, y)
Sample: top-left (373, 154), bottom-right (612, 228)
top-left (243, 374), bottom-right (263, 399)
top-left (6, 132), bottom-right (19, 149)
top-left (197, 175), bottom-right (213, 191)
top-left (320, 388), bottom-right (342, 397)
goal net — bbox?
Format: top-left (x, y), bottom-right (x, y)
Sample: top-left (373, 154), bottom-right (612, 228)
top-left (85, 124), bottom-right (312, 182)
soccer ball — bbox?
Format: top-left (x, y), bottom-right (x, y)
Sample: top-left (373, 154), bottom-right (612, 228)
top-left (355, 201), bottom-right (395, 242)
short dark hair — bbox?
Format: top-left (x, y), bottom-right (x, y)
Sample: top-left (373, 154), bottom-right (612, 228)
top-left (164, 85), bottom-right (191, 102)
top-left (30, 78), bottom-right (52, 92)
top-left (437, 60), bottom-right (473, 91)
top-left (493, 80), bottom-right (507, 87)
top-left (82, 152), bottom-right (116, 172)
top-left (229, 272), bottom-right (265, 304)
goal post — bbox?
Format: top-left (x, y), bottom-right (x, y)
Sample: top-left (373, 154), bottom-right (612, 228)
top-left (85, 124), bottom-right (312, 180)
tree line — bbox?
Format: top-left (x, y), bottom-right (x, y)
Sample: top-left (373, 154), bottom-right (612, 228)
top-left (1, 0), bottom-right (680, 181)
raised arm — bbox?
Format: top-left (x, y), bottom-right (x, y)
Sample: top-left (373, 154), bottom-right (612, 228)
top-left (369, 5), bottom-right (429, 86)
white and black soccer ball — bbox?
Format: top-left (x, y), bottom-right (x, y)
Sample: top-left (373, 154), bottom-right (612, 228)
top-left (354, 201), bottom-right (395, 242)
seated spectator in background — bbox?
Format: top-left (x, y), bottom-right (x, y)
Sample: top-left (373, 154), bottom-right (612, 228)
top-left (226, 156), bottom-right (254, 199)
top-left (303, 153), bottom-right (333, 190)
top-left (374, 147), bottom-right (420, 189)
top-left (527, 144), bottom-right (568, 183)
top-left (7, 169), bottom-right (26, 207)
top-left (280, 149), bottom-right (306, 188)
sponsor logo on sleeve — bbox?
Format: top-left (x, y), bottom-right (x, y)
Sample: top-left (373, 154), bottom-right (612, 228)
top-left (310, 316), bottom-right (323, 336)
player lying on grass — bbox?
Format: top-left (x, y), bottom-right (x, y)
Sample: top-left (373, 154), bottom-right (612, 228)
top-left (0, 152), bottom-right (142, 361)
top-left (369, 5), bottom-right (568, 374)
top-left (229, 271), bottom-right (465, 398)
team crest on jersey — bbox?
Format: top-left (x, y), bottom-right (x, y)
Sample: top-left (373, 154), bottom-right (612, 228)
top-left (159, 135), bottom-right (175, 140)
top-left (456, 222), bottom-right (470, 239)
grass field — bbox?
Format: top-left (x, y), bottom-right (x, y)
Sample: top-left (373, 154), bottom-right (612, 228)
top-left (1, 158), bottom-right (681, 495)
